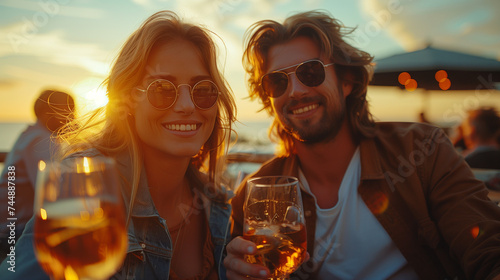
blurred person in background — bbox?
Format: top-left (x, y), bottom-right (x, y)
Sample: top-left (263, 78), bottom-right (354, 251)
top-left (461, 106), bottom-right (500, 169)
top-left (0, 89), bottom-right (75, 260)
top-left (451, 123), bottom-right (467, 153)
top-left (224, 10), bottom-right (500, 280)
top-left (0, 10), bottom-right (236, 279)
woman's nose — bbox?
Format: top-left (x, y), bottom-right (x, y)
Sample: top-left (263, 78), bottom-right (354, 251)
top-left (172, 85), bottom-right (195, 114)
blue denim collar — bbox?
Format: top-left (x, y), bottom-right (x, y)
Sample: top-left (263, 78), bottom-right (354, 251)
top-left (113, 149), bottom-right (233, 217)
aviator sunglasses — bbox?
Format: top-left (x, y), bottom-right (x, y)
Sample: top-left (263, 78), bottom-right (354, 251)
top-left (260, 59), bottom-right (334, 98)
top-left (137, 79), bottom-right (219, 110)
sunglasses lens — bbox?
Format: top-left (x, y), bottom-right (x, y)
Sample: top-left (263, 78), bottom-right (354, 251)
top-left (192, 81), bottom-right (218, 109)
top-left (296, 60), bottom-right (325, 87)
top-left (261, 60), bottom-right (328, 98)
top-left (148, 80), bottom-right (177, 109)
top-left (262, 72), bottom-right (289, 98)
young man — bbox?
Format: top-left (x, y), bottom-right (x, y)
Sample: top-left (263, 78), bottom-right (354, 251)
top-left (461, 106), bottom-right (500, 169)
top-left (225, 11), bottom-right (500, 280)
top-left (0, 89), bottom-right (75, 260)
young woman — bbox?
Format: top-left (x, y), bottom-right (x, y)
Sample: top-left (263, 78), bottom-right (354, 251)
top-left (1, 11), bottom-right (236, 280)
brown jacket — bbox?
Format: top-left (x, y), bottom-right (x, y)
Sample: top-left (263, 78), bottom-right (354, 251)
top-left (231, 122), bottom-right (500, 280)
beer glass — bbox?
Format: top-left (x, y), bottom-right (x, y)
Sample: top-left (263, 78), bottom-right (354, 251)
top-left (244, 176), bottom-right (307, 279)
top-left (33, 157), bottom-right (128, 280)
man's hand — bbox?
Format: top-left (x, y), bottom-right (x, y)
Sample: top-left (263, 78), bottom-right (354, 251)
top-left (224, 236), bottom-right (270, 279)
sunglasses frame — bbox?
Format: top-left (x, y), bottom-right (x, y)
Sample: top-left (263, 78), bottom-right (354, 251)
top-left (260, 59), bottom-right (334, 98)
top-left (137, 79), bottom-right (220, 110)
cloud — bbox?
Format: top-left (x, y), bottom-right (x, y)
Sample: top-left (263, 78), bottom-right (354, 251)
top-left (168, 0), bottom-right (299, 68)
top-left (0, 0), bottom-right (111, 76)
top-left (4, 63), bottom-right (74, 86)
top-left (130, 0), bottom-right (172, 10)
top-left (361, 0), bottom-right (500, 58)
top-left (0, 0), bottom-right (105, 19)
top-left (0, 78), bottom-right (19, 88)
top-left (131, 0), bottom-right (152, 6)
top-left (0, 27), bottom-right (110, 75)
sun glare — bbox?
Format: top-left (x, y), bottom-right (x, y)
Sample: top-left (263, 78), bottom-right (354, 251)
top-left (84, 87), bottom-right (109, 108)
top-left (72, 77), bottom-right (109, 114)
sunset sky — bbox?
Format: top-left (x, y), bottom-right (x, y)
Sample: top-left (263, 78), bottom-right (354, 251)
top-left (0, 0), bottom-right (499, 126)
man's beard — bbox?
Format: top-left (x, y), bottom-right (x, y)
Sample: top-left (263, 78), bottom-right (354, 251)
top-left (280, 93), bottom-right (346, 144)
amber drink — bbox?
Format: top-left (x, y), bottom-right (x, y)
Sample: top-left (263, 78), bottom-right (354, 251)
top-left (244, 177), bottom-right (306, 280)
top-left (34, 199), bottom-right (127, 279)
top-left (244, 221), bottom-right (307, 277)
top-left (33, 157), bottom-right (127, 280)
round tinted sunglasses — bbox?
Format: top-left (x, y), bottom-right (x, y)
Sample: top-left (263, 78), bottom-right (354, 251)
top-left (137, 79), bottom-right (220, 110)
top-left (260, 59), bottom-right (334, 98)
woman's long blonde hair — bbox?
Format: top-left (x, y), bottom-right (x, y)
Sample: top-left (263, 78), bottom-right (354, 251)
top-left (59, 11), bottom-right (236, 220)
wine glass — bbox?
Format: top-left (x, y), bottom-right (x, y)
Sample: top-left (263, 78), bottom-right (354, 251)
top-left (243, 176), bottom-right (307, 280)
top-left (33, 156), bottom-right (128, 280)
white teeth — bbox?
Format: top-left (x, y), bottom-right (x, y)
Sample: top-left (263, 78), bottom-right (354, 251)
top-left (292, 104), bottom-right (318, 115)
top-left (166, 124), bottom-right (197, 131)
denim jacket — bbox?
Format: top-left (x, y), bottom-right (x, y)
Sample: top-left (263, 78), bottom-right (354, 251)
top-left (0, 150), bottom-right (232, 280)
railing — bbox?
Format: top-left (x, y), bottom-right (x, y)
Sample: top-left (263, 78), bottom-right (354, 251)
top-left (0, 152), bottom-right (274, 165)
top-left (2, 149), bottom-right (498, 205)
top-left (225, 152), bottom-right (274, 164)
top-left (224, 152), bottom-right (275, 190)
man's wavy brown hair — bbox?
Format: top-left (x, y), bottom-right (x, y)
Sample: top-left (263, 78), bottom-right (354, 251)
top-left (243, 10), bottom-right (375, 156)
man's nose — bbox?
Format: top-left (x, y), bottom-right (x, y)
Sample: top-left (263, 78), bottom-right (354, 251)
top-left (287, 73), bottom-right (308, 99)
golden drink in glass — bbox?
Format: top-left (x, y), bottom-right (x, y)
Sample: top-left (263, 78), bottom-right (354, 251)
top-left (33, 157), bottom-right (128, 280)
top-left (244, 176), bottom-right (307, 279)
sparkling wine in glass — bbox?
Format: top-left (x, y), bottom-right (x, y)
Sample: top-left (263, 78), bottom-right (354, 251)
top-left (33, 156), bottom-right (128, 280)
top-left (243, 176), bottom-right (307, 280)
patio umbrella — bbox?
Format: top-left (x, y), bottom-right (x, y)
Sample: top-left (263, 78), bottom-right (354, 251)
top-left (370, 46), bottom-right (500, 91)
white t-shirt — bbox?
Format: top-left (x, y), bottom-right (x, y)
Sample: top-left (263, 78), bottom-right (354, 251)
top-left (299, 148), bottom-right (419, 280)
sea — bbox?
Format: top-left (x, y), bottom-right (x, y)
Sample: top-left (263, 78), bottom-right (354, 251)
top-left (0, 120), bottom-right (276, 187)
top-left (0, 123), bottom-right (30, 152)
